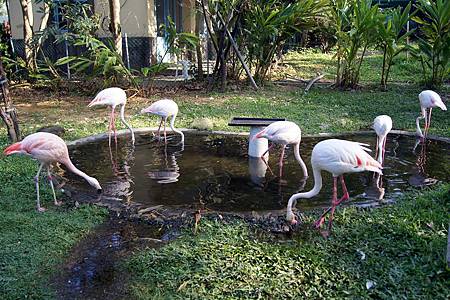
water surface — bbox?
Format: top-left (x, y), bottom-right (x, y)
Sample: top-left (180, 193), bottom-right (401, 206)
top-left (66, 132), bottom-right (449, 213)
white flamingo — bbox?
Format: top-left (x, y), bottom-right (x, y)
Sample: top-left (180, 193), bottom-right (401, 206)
top-left (88, 87), bottom-right (135, 146)
top-left (254, 121), bottom-right (308, 178)
top-left (3, 132), bottom-right (102, 212)
top-left (286, 139), bottom-right (382, 234)
top-left (141, 99), bottom-right (184, 143)
top-left (416, 90), bottom-right (446, 138)
top-left (373, 115), bottom-right (392, 164)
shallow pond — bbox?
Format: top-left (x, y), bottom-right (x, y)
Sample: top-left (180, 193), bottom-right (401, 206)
top-left (65, 132), bottom-right (449, 214)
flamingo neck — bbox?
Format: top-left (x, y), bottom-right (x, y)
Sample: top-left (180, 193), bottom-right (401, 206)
top-left (415, 116), bottom-right (423, 138)
top-left (63, 159), bottom-right (95, 186)
top-left (294, 143), bottom-right (308, 178)
top-left (286, 166), bottom-right (322, 218)
top-left (170, 113), bottom-right (184, 143)
top-left (376, 135), bottom-right (384, 164)
top-left (120, 104), bottom-right (135, 144)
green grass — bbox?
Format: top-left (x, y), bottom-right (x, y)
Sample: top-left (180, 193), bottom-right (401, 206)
top-left (0, 136), bottom-right (108, 299)
top-left (125, 184), bottom-right (450, 299)
top-left (279, 49), bottom-right (425, 85)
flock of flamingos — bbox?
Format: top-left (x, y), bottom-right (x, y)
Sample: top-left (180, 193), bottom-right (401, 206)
top-left (2, 87), bottom-right (447, 234)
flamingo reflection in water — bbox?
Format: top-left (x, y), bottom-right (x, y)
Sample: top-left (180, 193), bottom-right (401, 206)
top-left (409, 139), bottom-right (438, 187)
top-left (147, 143), bottom-right (183, 184)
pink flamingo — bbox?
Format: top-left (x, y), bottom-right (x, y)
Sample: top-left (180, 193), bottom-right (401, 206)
top-left (3, 132), bottom-right (102, 212)
top-left (286, 139), bottom-right (382, 234)
top-left (373, 115), bottom-right (392, 164)
top-left (141, 99), bottom-right (184, 143)
top-left (254, 121), bottom-right (308, 178)
top-left (416, 90), bottom-right (447, 138)
top-left (88, 87), bottom-right (135, 146)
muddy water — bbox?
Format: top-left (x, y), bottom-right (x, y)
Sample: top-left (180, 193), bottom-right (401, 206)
top-left (65, 133), bottom-right (449, 213)
top-left (55, 219), bottom-right (163, 300)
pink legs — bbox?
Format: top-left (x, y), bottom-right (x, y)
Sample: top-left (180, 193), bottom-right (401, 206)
top-left (314, 175), bottom-right (349, 234)
top-left (47, 168), bottom-right (61, 206)
top-left (108, 106), bottom-right (117, 146)
top-left (155, 117), bottom-right (168, 143)
top-left (260, 144), bottom-right (275, 176)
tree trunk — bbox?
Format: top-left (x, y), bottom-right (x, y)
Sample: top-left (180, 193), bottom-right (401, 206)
top-left (109, 0), bottom-right (122, 57)
top-left (0, 55), bottom-right (21, 142)
top-left (34, 1), bottom-right (51, 68)
top-left (195, 1), bottom-right (204, 80)
top-left (19, 0), bottom-right (34, 71)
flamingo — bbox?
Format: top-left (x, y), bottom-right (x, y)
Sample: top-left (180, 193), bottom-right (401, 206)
top-left (416, 90), bottom-right (447, 138)
top-left (3, 132), bottom-right (102, 212)
top-left (88, 87), bottom-right (135, 146)
top-left (253, 121), bottom-right (308, 178)
top-left (286, 139), bottom-right (382, 234)
top-left (141, 99), bottom-right (184, 143)
top-left (373, 115), bottom-right (392, 164)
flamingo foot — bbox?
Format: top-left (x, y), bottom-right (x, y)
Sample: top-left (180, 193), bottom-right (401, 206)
top-left (37, 207), bottom-right (47, 212)
top-left (54, 200), bottom-right (63, 206)
top-left (319, 229), bottom-right (330, 238)
top-left (314, 216), bottom-right (326, 229)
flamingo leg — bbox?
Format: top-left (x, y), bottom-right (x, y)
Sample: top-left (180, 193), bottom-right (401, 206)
top-left (260, 144), bottom-right (275, 176)
top-left (47, 167), bottom-right (61, 206)
top-left (278, 145), bottom-right (286, 178)
top-left (156, 118), bottom-right (163, 140)
top-left (111, 107), bottom-right (117, 145)
top-left (423, 109), bottom-right (428, 138)
top-left (314, 176), bottom-right (338, 229)
top-left (327, 176), bottom-right (340, 232)
top-left (108, 109), bottom-right (114, 147)
top-left (336, 175), bottom-right (349, 205)
top-left (35, 163), bottom-right (46, 212)
top-left (163, 117), bottom-right (168, 143)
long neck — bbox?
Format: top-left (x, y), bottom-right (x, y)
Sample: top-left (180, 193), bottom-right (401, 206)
top-left (170, 113), bottom-right (184, 143)
top-left (286, 166), bottom-right (322, 217)
top-left (63, 159), bottom-right (95, 186)
top-left (294, 143), bottom-right (308, 178)
top-left (415, 116), bottom-right (423, 137)
top-left (120, 104), bottom-right (135, 144)
top-left (377, 135), bottom-right (384, 164)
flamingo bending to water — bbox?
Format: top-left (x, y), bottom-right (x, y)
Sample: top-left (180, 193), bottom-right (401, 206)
top-left (373, 115), bottom-right (392, 164)
top-left (416, 90), bottom-right (447, 138)
top-left (141, 99), bottom-right (184, 143)
top-left (3, 132), bottom-right (102, 212)
top-left (88, 87), bottom-right (135, 146)
top-left (254, 121), bottom-right (308, 178)
top-left (286, 139), bottom-right (382, 234)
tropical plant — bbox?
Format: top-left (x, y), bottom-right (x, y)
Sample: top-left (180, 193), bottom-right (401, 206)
top-left (377, 3), bottom-right (414, 89)
top-left (411, 0), bottom-right (450, 87)
top-left (54, 2), bottom-right (134, 87)
top-left (331, 0), bottom-right (382, 89)
top-left (243, 0), bottom-right (327, 83)
top-left (159, 16), bottom-right (199, 63)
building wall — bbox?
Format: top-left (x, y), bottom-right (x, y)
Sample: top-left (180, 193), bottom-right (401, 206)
top-left (9, 0), bottom-right (47, 40)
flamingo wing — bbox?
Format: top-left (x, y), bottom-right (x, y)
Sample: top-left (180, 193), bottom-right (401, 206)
top-left (142, 99), bottom-right (178, 117)
top-left (89, 87), bottom-right (127, 107)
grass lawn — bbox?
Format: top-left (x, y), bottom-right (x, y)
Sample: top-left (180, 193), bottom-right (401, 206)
top-left (0, 50), bottom-right (448, 298)
top-left (125, 184), bottom-right (450, 299)
top-left (0, 135), bottom-right (108, 299)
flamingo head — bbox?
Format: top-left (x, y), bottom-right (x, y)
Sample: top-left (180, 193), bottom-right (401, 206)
top-left (86, 176), bottom-right (102, 193)
top-left (252, 130), bottom-right (266, 141)
top-left (286, 210), bottom-right (297, 225)
top-left (140, 106), bottom-right (153, 114)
